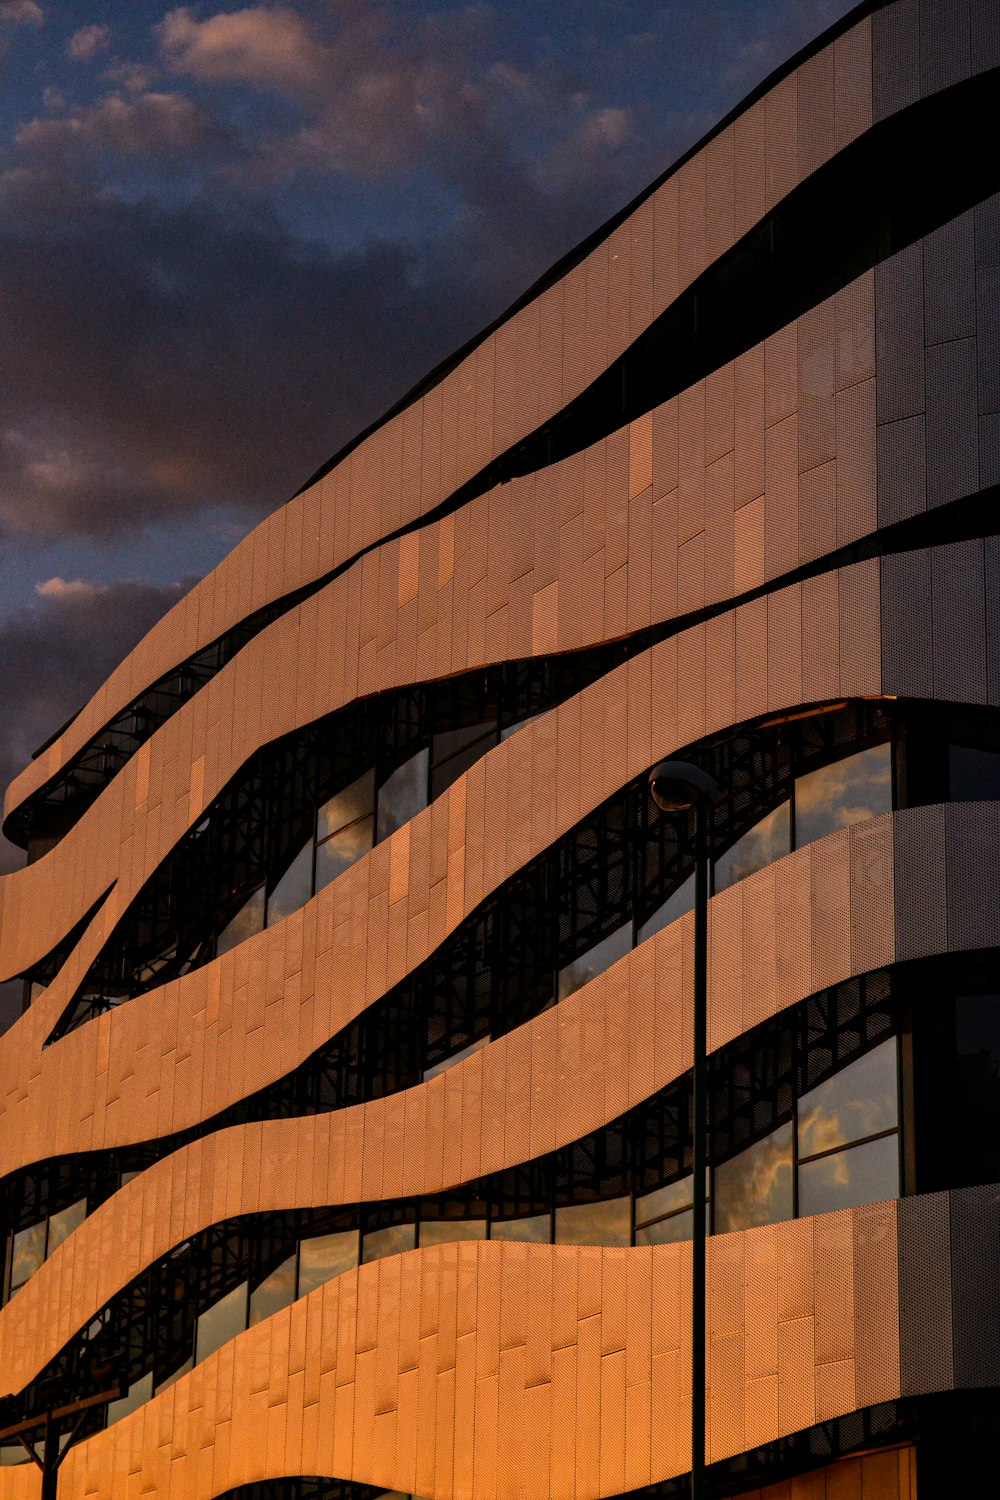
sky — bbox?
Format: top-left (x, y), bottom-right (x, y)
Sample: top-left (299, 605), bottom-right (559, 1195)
top-left (0, 0), bottom-right (858, 871)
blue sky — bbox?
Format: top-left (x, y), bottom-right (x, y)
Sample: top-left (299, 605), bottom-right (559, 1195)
top-left (0, 0), bottom-right (856, 865)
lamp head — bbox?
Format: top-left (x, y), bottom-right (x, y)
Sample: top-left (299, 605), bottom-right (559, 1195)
top-left (648, 759), bottom-right (721, 813)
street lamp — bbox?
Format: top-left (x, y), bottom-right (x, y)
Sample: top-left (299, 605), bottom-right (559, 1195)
top-left (648, 759), bottom-right (721, 1500)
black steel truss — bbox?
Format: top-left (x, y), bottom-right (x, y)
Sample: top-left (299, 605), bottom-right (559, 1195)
top-left (41, 647), bottom-right (633, 1042)
top-left (0, 969), bottom-right (896, 1444)
top-left (4, 588), bottom-right (319, 855)
top-left (5, 697), bottom-right (898, 1250)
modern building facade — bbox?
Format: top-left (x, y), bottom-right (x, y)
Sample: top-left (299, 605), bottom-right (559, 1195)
top-left (0, 0), bottom-right (999, 1494)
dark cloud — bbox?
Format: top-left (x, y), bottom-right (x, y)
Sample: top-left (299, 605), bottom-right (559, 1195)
top-left (0, 0), bottom-right (43, 27)
top-left (0, 166), bottom-right (525, 544)
top-left (0, 0), bottom-right (858, 815)
top-left (16, 89), bottom-right (221, 158)
top-left (0, 575), bottom-right (196, 873)
top-left (0, 1), bottom-right (854, 550)
top-left (66, 21), bottom-right (108, 61)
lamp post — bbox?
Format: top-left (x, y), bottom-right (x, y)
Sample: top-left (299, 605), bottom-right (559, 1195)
top-left (648, 760), bottom-right (721, 1500)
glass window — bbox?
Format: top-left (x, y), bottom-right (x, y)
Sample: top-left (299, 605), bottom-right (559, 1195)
top-left (249, 1253), bottom-right (297, 1327)
top-left (216, 886), bottom-right (265, 957)
top-left (0, 979), bottom-right (22, 1038)
top-left (418, 1220), bottom-right (487, 1247)
top-left (154, 1354), bottom-right (193, 1396)
top-left (931, 993), bottom-right (1000, 1190)
top-left (637, 875), bottom-right (695, 945)
top-left (797, 1039), bottom-right (898, 1160)
top-left (363, 1223), bottom-right (416, 1263)
top-left (266, 840), bottom-right (314, 927)
top-left (794, 742), bottom-right (892, 848)
top-left (318, 770), bottom-right (375, 841)
top-left (636, 1211), bottom-right (693, 1245)
top-left (46, 1198), bottom-right (86, 1256)
top-left (949, 743), bottom-right (1000, 802)
top-left (554, 1197), bottom-right (630, 1247)
top-left (557, 922), bottom-right (632, 1003)
top-left (423, 1035), bottom-right (489, 1082)
top-left (714, 801), bottom-right (790, 894)
top-left (9, 1221), bottom-right (46, 1294)
top-left (314, 816), bottom-right (374, 892)
top-left (195, 1281), bottom-right (248, 1365)
top-left (489, 1214), bottom-right (551, 1243)
top-left (634, 1176), bottom-right (709, 1244)
top-left (956, 994), bottom-right (1000, 1067)
top-left (431, 721), bottom-right (497, 799)
top-left (297, 1230), bottom-right (359, 1295)
top-left (376, 749), bottom-right (429, 843)
top-left (634, 1177), bottom-right (695, 1228)
top-left (798, 1133), bottom-right (899, 1217)
top-left (501, 712), bottom-right (540, 741)
top-left (106, 1371), bottom-right (154, 1428)
top-left (432, 720), bottom-right (497, 765)
top-left (713, 1122), bottom-right (794, 1233)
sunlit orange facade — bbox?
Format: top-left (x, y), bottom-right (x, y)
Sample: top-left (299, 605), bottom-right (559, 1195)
top-left (0, 1), bottom-right (998, 1496)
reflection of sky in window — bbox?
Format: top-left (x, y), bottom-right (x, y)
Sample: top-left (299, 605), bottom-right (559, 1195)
top-left (418, 1219), bottom-right (487, 1246)
top-left (431, 730), bottom-right (497, 798)
top-left (794, 742), bottom-right (892, 848)
top-left (216, 885), bottom-right (265, 956)
top-left (798, 1132), bottom-right (899, 1216)
top-left (155, 1354), bottom-right (193, 1395)
top-left (557, 921), bottom-right (632, 1001)
top-left (10, 1221), bottom-right (45, 1291)
top-left (363, 1223), bottom-right (416, 1263)
top-left (376, 749), bottom-right (429, 842)
top-left (432, 719), bottom-right (496, 763)
top-left (318, 769), bottom-right (375, 841)
top-left (423, 1034), bottom-right (489, 1081)
top-left (554, 1196), bottom-right (631, 1246)
top-left (106, 1371), bottom-right (154, 1430)
top-left (635, 1176), bottom-right (694, 1226)
top-left (636, 1210), bottom-right (698, 1245)
top-left (797, 1038), bottom-right (898, 1159)
top-left (489, 1214), bottom-right (551, 1243)
top-left (501, 711), bottom-right (541, 741)
top-left (46, 1198), bottom-right (86, 1255)
top-left (637, 874), bottom-right (695, 945)
top-left (298, 1229), bottom-right (359, 1291)
top-left (249, 1253), bottom-right (296, 1327)
top-left (713, 801), bottom-right (790, 894)
top-left (266, 839), bottom-right (314, 926)
top-left (196, 1280), bottom-right (248, 1364)
top-left (713, 1122), bottom-right (793, 1232)
top-left (314, 815), bottom-right (374, 892)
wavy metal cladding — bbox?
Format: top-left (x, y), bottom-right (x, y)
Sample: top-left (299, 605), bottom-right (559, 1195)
top-left (0, 0), bottom-right (998, 1497)
top-left (3, 0), bottom-right (996, 845)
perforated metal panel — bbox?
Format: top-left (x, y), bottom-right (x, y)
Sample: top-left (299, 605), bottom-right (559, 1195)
top-left (873, 0), bottom-right (920, 121)
top-left (950, 1184), bottom-right (1000, 1387)
top-left (897, 1192), bottom-right (953, 1396)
